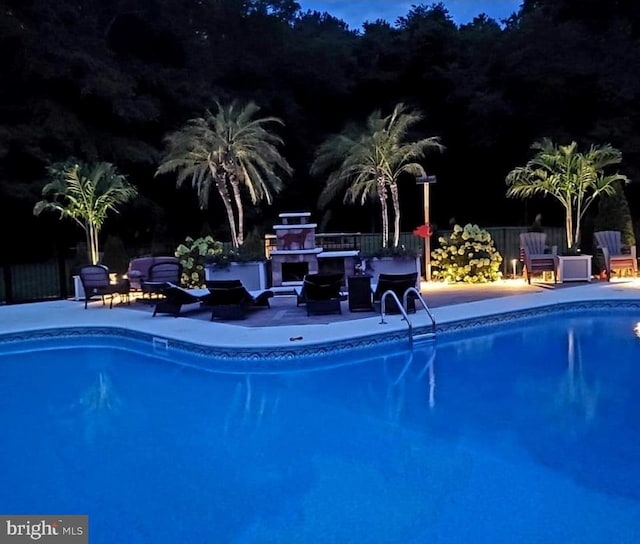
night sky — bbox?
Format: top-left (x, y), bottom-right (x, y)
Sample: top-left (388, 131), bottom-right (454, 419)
top-left (298, 0), bottom-right (522, 29)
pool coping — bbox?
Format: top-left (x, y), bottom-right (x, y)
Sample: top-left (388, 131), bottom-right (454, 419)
top-left (1, 281), bottom-right (638, 359)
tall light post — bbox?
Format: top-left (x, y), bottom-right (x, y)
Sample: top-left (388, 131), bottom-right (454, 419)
top-left (416, 175), bottom-right (437, 281)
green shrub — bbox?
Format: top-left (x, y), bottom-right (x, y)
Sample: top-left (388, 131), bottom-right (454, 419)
top-left (593, 180), bottom-right (635, 247)
top-left (431, 223), bottom-right (503, 283)
top-left (175, 235), bottom-right (223, 288)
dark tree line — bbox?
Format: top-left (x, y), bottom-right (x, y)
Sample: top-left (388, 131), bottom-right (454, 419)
top-left (3, 0), bottom-right (640, 260)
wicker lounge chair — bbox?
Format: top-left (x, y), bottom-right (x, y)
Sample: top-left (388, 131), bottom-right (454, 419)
top-left (594, 230), bottom-right (637, 281)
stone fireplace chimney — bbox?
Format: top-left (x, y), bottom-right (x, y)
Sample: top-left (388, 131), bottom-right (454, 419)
top-left (269, 212), bottom-right (322, 287)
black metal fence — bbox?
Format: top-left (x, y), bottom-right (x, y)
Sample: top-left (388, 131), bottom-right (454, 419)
top-left (0, 227), bottom-right (566, 304)
top-left (0, 256), bottom-right (72, 305)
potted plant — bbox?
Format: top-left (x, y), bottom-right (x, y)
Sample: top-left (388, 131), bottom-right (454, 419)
top-left (506, 139), bottom-right (630, 253)
top-left (204, 231), bottom-right (270, 291)
top-left (33, 160), bottom-right (138, 300)
top-left (360, 245), bottom-right (421, 285)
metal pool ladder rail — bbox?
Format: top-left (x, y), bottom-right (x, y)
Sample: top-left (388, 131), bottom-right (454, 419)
top-left (379, 288), bottom-right (437, 345)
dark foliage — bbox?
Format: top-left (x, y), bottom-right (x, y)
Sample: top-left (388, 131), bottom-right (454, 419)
top-left (2, 0), bottom-right (640, 261)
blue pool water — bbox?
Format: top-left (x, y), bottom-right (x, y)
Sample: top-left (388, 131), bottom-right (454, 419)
top-left (1, 310), bottom-right (640, 543)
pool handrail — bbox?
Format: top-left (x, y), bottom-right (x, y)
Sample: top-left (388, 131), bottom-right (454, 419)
top-left (379, 290), bottom-right (409, 323)
top-left (379, 290), bottom-right (414, 345)
top-left (403, 287), bottom-right (436, 335)
top-left (379, 288), bottom-right (437, 345)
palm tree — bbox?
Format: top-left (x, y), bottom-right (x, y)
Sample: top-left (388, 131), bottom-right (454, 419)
top-left (156, 100), bottom-right (292, 248)
top-left (312, 103), bottom-right (443, 247)
top-left (506, 139), bottom-right (629, 250)
top-left (33, 161), bottom-right (138, 265)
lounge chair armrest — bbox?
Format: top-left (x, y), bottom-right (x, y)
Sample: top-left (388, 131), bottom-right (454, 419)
top-left (621, 245), bottom-right (637, 259)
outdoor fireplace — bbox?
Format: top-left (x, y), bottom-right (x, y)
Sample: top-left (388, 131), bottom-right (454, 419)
top-left (269, 212), bottom-right (322, 287)
top-left (281, 262), bottom-right (309, 283)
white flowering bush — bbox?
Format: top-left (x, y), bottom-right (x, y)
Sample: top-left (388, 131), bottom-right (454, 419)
top-left (175, 235), bottom-right (223, 288)
top-left (431, 224), bottom-right (503, 283)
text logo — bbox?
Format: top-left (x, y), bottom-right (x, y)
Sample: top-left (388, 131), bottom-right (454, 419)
top-left (0, 516), bottom-right (87, 543)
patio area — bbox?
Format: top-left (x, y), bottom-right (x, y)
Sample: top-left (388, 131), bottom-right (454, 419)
top-left (2, 278), bottom-right (640, 350)
top-left (111, 277), bottom-right (619, 327)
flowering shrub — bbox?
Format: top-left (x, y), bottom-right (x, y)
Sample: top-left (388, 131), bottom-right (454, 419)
top-left (431, 224), bottom-right (503, 283)
top-left (175, 235), bottom-right (223, 288)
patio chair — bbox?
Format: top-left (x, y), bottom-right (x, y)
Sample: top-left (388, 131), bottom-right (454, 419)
top-left (295, 273), bottom-right (344, 316)
top-left (594, 230), bottom-right (637, 281)
top-left (141, 261), bottom-right (183, 298)
top-left (205, 280), bottom-right (274, 320)
top-left (78, 264), bottom-right (124, 309)
top-left (127, 256), bottom-right (180, 291)
top-left (152, 283), bottom-right (211, 317)
top-left (372, 272), bottom-right (419, 314)
top-left (519, 232), bottom-right (557, 284)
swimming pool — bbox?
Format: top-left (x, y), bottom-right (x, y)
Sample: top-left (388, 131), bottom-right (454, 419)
top-left (1, 307), bottom-right (639, 543)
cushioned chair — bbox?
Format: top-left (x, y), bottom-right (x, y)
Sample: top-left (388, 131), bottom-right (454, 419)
top-left (205, 280), bottom-right (274, 320)
top-left (519, 232), bottom-right (557, 284)
top-left (78, 264), bottom-right (123, 309)
top-left (127, 256), bottom-right (180, 291)
top-left (295, 273), bottom-right (344, 316)
top-left (152, 283), bottom-right (211, 317)
top-left (594, 230), bottom-right (637, 281)
top-left (372, 272), bottom-right (419, 314)
top-left (141, 261), bottom-right (184, 298)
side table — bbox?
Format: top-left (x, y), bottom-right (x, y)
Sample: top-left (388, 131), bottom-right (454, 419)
top-left (348, 275), bottom-right (373, 312)
top-left (556, 254), bottom-right (592, 282)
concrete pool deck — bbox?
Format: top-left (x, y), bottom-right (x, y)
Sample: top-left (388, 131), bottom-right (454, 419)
top-left (2, 278), bottom-right (640, 349)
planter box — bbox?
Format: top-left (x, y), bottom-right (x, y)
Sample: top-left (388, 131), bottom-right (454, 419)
top-left (366, 257), bottom-right (421, 287)
top-left (205, 261), bottom-right (269, 291)
top-left (556, 255), bottom-right (592, 283)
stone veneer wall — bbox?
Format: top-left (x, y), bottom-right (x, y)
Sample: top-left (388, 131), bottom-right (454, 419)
top-left (270, 214), bottom-right (321, 286)
top-left (271, 252), bottom-right (320, 286)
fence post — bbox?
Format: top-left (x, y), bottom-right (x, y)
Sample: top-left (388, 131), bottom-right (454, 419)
top-left (2, 265), bottom-right (13, 304)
